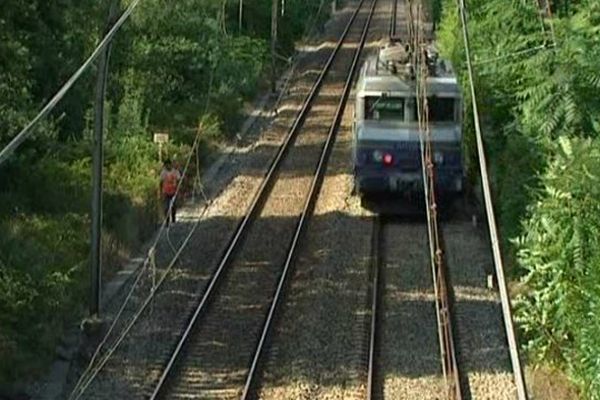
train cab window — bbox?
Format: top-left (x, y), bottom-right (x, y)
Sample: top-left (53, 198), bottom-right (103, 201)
top-left (365, 96), bottom-right (405, 121)
top-left (428, 97), bottom-right (455, 122)
top-left (408, 97), bottom-right (456, 122)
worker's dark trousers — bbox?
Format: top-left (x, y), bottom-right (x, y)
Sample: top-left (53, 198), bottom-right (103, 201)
top-left (163, 194), bottom-right (177, 224)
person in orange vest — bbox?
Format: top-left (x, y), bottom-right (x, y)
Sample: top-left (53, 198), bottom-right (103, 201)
top-left (159, 159), bottom-right (181, 225)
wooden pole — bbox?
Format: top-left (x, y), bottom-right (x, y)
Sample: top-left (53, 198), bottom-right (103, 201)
top-left (90, 0), bottom-right (119, 317)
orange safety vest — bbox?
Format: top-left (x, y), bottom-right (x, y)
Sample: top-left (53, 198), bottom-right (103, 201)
top-left (162, 170), bottom-right (179, 195)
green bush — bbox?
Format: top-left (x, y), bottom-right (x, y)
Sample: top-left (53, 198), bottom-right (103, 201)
top-left (0, 214), bottom-right (88, 382)
top-left (0, 0), bottom-right (331, 387)
top-left (514, 138), bottom-right (600, 398)
top-left (438, 1), bottom-right (600, 396)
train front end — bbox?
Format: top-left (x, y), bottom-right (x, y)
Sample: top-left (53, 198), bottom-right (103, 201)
top-left (352, 43), bottom-right (464, 199)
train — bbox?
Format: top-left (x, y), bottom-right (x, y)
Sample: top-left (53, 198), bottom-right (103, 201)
top-left (352, 40), bottom-right (464, 199)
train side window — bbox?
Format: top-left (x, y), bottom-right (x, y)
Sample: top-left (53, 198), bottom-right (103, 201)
top-left (365, 96), bottom-right (404, 120)
top-left (428, 97), bottom-right (455, 122)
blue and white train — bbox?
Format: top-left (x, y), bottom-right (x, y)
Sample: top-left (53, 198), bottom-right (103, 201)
top-left (352, 40), bottom-right (464, 198)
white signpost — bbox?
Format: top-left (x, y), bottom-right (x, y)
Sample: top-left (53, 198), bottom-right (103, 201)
top-left (153, 132), bottom-right (169, 162)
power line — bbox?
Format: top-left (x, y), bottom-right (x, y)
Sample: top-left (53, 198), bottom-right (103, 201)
top-left (0, 0), bottom-right (143, 167)
top-left (455, 0), bottom-right (529, 398)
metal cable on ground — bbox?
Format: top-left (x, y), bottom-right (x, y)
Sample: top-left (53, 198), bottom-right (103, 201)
top-left (72, 51), bottom-right (219, 397)
top-left (410, 3), bottom-right (441, 378)
top-left (69, 133), bottom-right (200, 399)
top-left (413, 3), bottom-right (462, 398)
top-left (0, 0), bottom-right (143, 167)
top-left (68, 126), bottom-right (210, 400)
top-left (304, 0), bottom-right (328, 41)
top-left (455, 0), bottom-right (529, 398)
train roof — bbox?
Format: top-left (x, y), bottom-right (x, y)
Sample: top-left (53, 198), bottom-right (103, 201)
top-left (356, 41), bottom-right (460, 97)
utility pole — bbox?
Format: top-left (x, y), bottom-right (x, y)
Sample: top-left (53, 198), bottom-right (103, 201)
top-left (90, 0), bottom-right (119, 318)
top-left (271, 0), bottom-right (278, 93)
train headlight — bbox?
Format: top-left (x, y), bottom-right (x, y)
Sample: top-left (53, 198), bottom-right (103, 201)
top-left (434, 151), bottom-right (444, 164)
top-left (372, 150), bottom-right (383, 163)
top-left (383, 153), bottom-right (394, 166)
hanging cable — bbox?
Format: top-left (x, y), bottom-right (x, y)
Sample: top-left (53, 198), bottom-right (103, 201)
top-left (68, 124), bottom-right (212, 400)
top-left (0, 0), bottom-right (143, 167)
top-left (412, 3), bottom-right (462, 397)
top-left (69, 35), bottom-right (225, 396)
top-left (455, 0), bottom-right (529, 398)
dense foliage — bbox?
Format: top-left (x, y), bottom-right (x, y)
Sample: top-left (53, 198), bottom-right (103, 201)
top-left (0, 0), bottom-right (328, 386)
top-left (515, 137), bottom-right (600, 397)
top-left (438, 0), bottom-right (600, 396)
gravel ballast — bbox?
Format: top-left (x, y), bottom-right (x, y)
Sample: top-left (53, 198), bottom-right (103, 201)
top-left (443, 222), bottom-right (518, 399)
top-left (64, 0), bottom-right (525, 398)
top-left (378, 222), bottom-right (445, 400)
top-left (256, 2), bottom-right (396, 399)
top-left (161, 2), bottom-right (378, 398)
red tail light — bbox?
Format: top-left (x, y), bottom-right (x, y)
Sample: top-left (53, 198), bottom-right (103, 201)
top-left (383, 153), bottom-right (393, 166)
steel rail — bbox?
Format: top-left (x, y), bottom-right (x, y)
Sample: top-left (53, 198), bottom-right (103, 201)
top-left (239, 1), bottom-right (378, 397)
top-left (367, 215), bottom-right (383, 400)
top-left (147, 1), bottom-right (368, 398)
top-left (456, 0), bottom-right (529, 397)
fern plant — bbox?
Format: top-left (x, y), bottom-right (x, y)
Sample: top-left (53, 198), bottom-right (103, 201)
top-left (515, 137), bottom-right (600, 399)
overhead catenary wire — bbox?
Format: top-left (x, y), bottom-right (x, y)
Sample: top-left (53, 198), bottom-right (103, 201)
top-left (410, 1), bottom-right (441, 380)
top-left (455, 0), bottom-right (529, 398)
top-left (0, 0), bottom-right (142, 167)
top-left (412, 4), bottom-right (462, 397)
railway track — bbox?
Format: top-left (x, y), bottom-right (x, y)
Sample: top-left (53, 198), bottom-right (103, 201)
top-left (366, 215), bottom-right (465, 400)
top-left (70, 1), bottom-right (522, 399)
top-left (145, 1), bottom-right (378, 399)
top-left (67, 2), bottom-right (378, 399)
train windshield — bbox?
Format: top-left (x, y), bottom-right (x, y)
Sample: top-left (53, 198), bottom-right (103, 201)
top-left (428, 97), bottom-right (455, 122)
top-left (365, 96), bottom-right (404, 120)
top-left (410, 96), bottom-right (456, 122)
